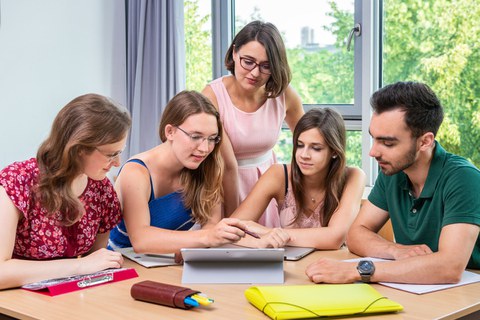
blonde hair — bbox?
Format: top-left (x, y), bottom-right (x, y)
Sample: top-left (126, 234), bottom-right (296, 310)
top-left (36, 94), bottom-right (131, 226)
top-left (159, 91), bottom-right (223, 225)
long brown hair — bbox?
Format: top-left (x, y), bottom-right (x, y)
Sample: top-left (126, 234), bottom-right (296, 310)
top-left (159, 90), bottom-right (223, 225)
top-left (290, 108), bottom-right (347, 226)
top-left (224, 20), bottom-right (291, 98)
top-left (36, 94), bottom-right (131, 226)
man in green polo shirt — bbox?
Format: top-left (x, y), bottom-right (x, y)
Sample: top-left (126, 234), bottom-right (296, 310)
top-left (306, 81), bottom-right (480, 284)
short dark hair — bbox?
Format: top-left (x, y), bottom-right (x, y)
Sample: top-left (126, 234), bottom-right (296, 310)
top-left (224, 20), bottom-right (291, 98)
top-left (370, 81), bottom-right (444, 137)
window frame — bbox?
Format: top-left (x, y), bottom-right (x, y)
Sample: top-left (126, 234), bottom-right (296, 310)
top-left (210, 0), bottom-right (380, 185)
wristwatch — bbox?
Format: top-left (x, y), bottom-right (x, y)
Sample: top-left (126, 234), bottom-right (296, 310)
top-left (357, 260), bottom-right (375, 283)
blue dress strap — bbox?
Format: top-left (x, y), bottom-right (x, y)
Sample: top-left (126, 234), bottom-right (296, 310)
top-left (121, 159), bottom-right (155, 202)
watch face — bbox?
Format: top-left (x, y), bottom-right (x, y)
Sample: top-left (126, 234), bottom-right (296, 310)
top-left (358, 260), bottom-right (374, 274)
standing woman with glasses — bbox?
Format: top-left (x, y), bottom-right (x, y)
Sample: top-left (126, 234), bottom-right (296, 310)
top-left (108, 90), bottom-right (251, 254)
top-left (0, 94), bottom-right (131, 290)
top-left (202, 20), bottom-right (304, 226)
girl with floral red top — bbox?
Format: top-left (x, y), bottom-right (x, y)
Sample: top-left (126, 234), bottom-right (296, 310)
top-left (0, 94), bottom-right (131, 290)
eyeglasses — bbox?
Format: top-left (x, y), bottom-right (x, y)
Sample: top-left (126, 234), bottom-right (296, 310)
top-left (95, 147), bottom-right (124, 163)
top-left (176, 126), bottom-right (221, 146)
top-left (239, 56), bottom-right (271, 75)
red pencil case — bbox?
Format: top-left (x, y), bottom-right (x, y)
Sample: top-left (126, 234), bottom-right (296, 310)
top-left (131, 280), bottom-right (199, 309)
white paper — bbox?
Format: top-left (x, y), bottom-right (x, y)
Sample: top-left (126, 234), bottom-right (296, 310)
top-left (114, 247), bottom-right (179, 268)
top-left (345, 257), bottom-right (480, 294)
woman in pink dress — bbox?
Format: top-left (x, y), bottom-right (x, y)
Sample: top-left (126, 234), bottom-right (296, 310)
top-left (202, 21), bottom-right (304, 226)
top-left (0, 94), bottom-right (131, 290)
top-left (231, 108), bottom-right (366, 249)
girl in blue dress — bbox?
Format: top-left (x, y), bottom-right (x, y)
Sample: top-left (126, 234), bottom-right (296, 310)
top-left (109, 91), bottom-right (249, 254)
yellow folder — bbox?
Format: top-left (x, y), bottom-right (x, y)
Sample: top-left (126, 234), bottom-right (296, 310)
top-left (245, 283), bottom-right (403, 319)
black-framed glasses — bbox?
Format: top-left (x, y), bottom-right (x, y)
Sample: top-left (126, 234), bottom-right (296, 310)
top-left (95, 147), bottom-right (124, 163)
top-left (176, 126), bottom-right (221, 146)
top-left (239, 56), bottom-right (271, 75)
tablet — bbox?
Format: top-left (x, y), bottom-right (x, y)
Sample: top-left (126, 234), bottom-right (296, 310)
top-left (180, 247), bottom-right (285, 284)
top-left (283, 246), bottom-right (315, 261)
top-left (114, 247), bottom-right (179, 268)
top-left (181, 247), bottom-right (285, 262)
top-left (219, 244), bottom-right (315, 261)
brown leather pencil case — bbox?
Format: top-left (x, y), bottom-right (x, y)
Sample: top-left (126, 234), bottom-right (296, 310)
top-left (131, 280), bottom-right (200, 309)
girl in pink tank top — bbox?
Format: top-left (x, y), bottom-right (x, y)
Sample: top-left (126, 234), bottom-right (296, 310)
top-left (231, 108), bottom-right (366, 250)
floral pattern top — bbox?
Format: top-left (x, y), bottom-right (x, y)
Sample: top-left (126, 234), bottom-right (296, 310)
top-left (0, 158), bottom-right (121, 259)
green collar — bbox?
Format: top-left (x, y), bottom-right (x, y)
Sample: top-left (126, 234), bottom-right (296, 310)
top-left (399, 141), bottom-right (446, 199)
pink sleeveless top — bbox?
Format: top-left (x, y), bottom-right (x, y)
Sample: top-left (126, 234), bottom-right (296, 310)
top-left (208, 76), bottom-right (286, 227)
top-left (279, 188), bottom-right (324, 228)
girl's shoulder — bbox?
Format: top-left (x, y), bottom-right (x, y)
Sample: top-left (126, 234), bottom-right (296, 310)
top-left (121, 147), bottom-right (160, 175)
top-left (262, 164), bottom-right (290, 193)
top-left (0, 158), bottom-right (39, 214)
top-left (0, 158), bottom-right (39, 189)
top-left (345, 166), bottom-right (366, 179)
top-left (265, 163), bottom-right (289, 176)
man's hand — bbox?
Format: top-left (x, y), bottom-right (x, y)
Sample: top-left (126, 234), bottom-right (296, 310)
top-left (305, 258), bottom-right (358, 284)
top-left (390, 243), bottom-right (433, 260)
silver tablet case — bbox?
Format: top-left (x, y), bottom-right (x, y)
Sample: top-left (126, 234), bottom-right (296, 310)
top-left (283, 246), bottom-right (315, 261)
top-left (217, 244), bottom-right (315, 261)
top-left (181, 247), bottom-right (285, 284)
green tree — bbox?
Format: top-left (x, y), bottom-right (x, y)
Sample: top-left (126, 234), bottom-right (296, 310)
top-left (184, 0), bottom-right (212, 91)
top-left (325, 0), bottom-right (480, 167)
top-left (186, 1), bottom-right (479, 168)
top-left (382, 0), bottom-right (480, 167)
top-left (288, 1), bottom-right (355, 104)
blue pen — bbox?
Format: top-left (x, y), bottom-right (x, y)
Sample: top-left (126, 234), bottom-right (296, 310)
top-left (184, 296), bottom-right (199, 308)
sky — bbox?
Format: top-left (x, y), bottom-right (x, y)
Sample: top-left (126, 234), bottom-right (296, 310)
top-left (198, 0), bottom-right (354, 48)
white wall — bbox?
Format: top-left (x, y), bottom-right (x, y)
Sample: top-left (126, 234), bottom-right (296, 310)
top-left (0, 0), bottom-right (126, 168)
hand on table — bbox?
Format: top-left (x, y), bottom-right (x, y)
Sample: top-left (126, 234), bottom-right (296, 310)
top-left (254, 228), bottom-right (291, 248)
top-left (305, 258), bottom-right (358, 284)
top-left (79, 248), bottom-right (124, 274)
top-left (390, 243), bottom-right (433, 260)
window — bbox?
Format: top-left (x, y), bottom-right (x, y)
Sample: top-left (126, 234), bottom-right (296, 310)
top-left (234, 1), bottom-right (359, 118)
top-left (234, 0), bottom-right (361, 167)
top-left (185, 1), bottom-right (479, 178)
top-left (184, 0), bottom-right (212, 91)
top-left (235, 1), bottom-right (355, 107)
top-left (186, 1), bottom-right (365, 173)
